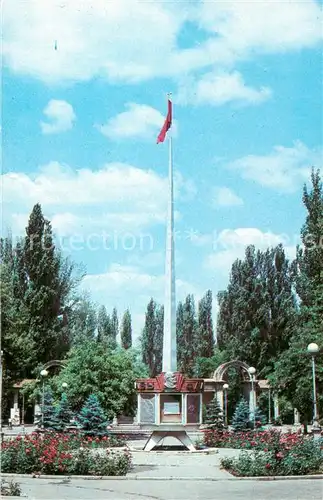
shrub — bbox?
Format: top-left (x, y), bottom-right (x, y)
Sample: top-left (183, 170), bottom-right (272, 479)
top-left (221, 436), bottom-right (323, 477)
top-left (77, 395), bottom-right (109, 436)
top-left (71, 448), bottom-right (132, 476)
top-left (204, 429), bottom-right (296, 450)
top-left (1, 432), bottom-right (130, 476)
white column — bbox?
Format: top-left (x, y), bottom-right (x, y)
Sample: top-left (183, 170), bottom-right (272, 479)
top-left (155, 394), bottom-right (160, 425)
top-left (249, 385), bottom-right (256, 416)
top-left (162, 132), bottom-right (177, 373)
top-left (273, 394), bottom-right (280, 419)
top-left (34, 403), bottom-right (41, 424)
top-left (182, 394), bottom-right (186, 424)
top-left (216, 389), bottom-right (224, 412)
top-left (294, 408), bottom-right (300, 425)
top-left (133, 395), bottom-right (139, 425)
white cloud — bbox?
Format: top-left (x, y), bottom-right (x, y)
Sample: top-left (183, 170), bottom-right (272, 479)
top-left (178, 71), bottom-right (272, 106)
top-left (2, 0), bottom-right (183, 84)
top-left (197, 0), bottom-right (322, 55)
top-left (2, 162), bottom-right (167, 236)
top-left (126, 252), bottom-right (164, 270)
top-left (174, 172), bottom-right (197, 202)
top-left (212, 187), bottom-right (244, 207)
top-left (2, 0), bottom-right (321, 86)
top-left (82, 263), bottom-right (204, 336)
top-left (206, 227), bottom-right (298, 277)
top-left (2, 161), bottom-right (195, 237)
top-left (229, 141), bottom-right (322, 192)
top-left (40, 99), bottom-right (75, 134)
top-left (99, 103), bottom-right (166, 140)
top-left (190, 232), bottom-right (214, 248)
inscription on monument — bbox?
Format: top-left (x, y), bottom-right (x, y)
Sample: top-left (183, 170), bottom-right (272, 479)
top-left (140, 394), bottom-right (156, 424)
top-left (164, 402), bottom-right (180, 415)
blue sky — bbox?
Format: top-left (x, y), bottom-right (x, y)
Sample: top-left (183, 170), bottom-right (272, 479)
top-left (2, 0), bottom-right (322, 336)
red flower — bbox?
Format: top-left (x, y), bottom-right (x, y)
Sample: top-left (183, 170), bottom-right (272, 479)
top-left (265, 463), bottom-right (271, 469)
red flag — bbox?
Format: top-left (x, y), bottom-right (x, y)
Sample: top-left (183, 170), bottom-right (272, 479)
top-left (157, 99), bottom-right (172, 144)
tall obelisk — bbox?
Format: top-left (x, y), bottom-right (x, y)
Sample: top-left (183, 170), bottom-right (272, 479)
top-left (162, 96), bottom-right (177, 373)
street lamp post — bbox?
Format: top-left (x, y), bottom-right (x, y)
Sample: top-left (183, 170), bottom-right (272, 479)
top-left (40, 369), bottom-right (48, 429)
top-left (223, 383), bottom-right (229, 427)
top-left (307, 343), bottom-right (320, 436)
top-left (248, 367), bottom-right (256, 430)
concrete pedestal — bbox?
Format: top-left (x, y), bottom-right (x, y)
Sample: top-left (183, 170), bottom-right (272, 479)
top-left (143, 429), bottom-right (196, 452)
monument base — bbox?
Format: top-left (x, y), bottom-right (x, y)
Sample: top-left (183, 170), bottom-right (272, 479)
top-left (143, 429), bottom-right (196, 452)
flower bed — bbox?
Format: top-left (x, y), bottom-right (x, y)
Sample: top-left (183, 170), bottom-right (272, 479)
top-left (221, 438), bottom-right (323, 477)
top-left (1, 432), bottom-right (132, 476)
top-left (203, 429), bottom-right (303, 451)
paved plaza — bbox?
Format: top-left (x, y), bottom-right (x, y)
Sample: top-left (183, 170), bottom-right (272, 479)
top-left (2, 446), bottom-right (323, 499)
top-left (2, 476), bottom-right (323, 499)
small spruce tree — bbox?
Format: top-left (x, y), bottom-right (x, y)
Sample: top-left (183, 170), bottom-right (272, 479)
top-left (41, 387), bottom-right (58, 430)
top-left (205, 397), bottom-right (224, 430)
top-left (55, 392), bottom-right (74, 431)
top-left (77, 394), bottom-right (109, 436)
top-left (231, 398), bottom-right (250, 432)
top-left (253, 406), bottom-right (266, 429)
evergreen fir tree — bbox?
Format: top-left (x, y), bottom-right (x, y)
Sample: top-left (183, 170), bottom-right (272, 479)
top-left (77, 394), bottom-right (109, 436)
top-left (121, 309), bottom-right (132, 350)
top-left (253, 406), bottom-right (266, 428)
top-left (54, 392), bottom-right (74, 431)
top-left (41, 387), bottom-right (59, 430)
top-left (231, 398), bottom-right (250, 431)
top-left (205, 397), bottom-right (224, 430)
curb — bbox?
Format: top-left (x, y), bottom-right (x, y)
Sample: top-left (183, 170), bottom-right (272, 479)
top-left (129, 448), bottom-right (219, 455)
top-left (1, 473), bottom-right (323, 481)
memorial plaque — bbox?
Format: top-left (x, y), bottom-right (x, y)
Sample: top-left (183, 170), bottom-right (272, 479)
top-left (186, 394), bottom-right (200, 424)
top-left (164, 402), bottom-right (180, 415)
top-left (140, 394), bottom-right (156, 424)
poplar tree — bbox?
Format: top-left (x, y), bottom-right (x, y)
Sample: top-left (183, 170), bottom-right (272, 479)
top-left (24, 204), bottom-right (62, 362)
top-left (110, 307), bottom-right (119, 347)
top-left (196, 290), bottom-right (214, 359)
top-left (216, 245), bottom-right (296, 374)
top-left (121, 309), bottom-right (132, 350)
top-left (97, 305), bottom-right (111, 343)
top-left (272, 169), bottom-right (323, 424)
top-left (177, 294), bottom-right (197, 377)
top-left (141, 299), bottom-right (164, 377)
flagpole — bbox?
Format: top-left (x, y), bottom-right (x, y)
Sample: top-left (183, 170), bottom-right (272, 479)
top-left (162, 93), bottom-right (177, 373)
